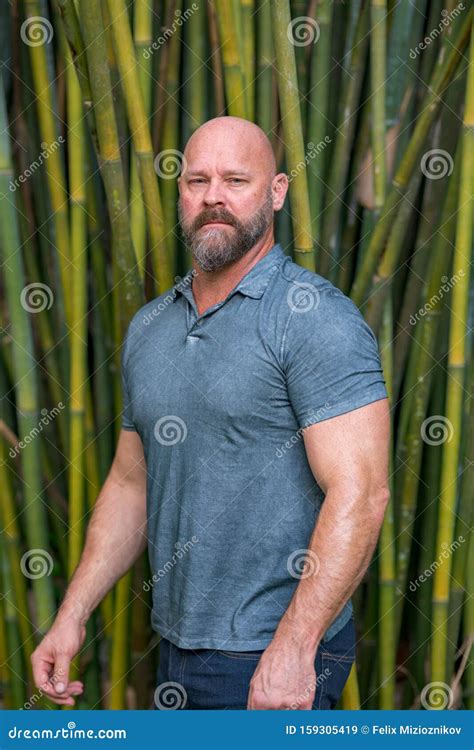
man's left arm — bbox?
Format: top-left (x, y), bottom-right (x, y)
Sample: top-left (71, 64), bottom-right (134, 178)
top-left (247, 396), bottom-right (390, 710)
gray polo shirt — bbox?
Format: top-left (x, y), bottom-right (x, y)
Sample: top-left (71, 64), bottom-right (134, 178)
top-left (121, 242), bottom-right (388, 650)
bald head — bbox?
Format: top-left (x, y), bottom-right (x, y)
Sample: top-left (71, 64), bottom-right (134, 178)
top-left (183, 116), bottom-right (276, 181)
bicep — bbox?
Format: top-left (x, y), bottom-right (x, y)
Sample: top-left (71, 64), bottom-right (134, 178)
top-left (302, 397), bottom-right (390, 496)
top-left (109, 428), bottom-right (147, 492)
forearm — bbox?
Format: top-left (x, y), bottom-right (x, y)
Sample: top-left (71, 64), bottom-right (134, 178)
top-left (56, 474), bottom-right (147, 626)
top-left (274, 486), bottom-right (389, 654)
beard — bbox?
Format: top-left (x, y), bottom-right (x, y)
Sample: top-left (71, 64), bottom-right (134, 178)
top-left (178, 189), bottom-right (274, 272)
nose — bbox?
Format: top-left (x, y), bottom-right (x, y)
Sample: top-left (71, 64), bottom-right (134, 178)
top-left (203, 179), bottom-right (225, 207)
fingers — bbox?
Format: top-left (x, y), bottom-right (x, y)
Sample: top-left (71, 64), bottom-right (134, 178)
top-left (51, 653), bottom-right (72, 695)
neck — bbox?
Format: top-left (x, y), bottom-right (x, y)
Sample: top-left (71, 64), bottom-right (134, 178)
top-left (191, 230), bottom-right (276, 316)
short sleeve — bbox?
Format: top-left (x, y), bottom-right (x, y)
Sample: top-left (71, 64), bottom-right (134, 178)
top-left (120, 321), bottom-right (137, 431)
top-left (282, 287), bottom-right (388, 429)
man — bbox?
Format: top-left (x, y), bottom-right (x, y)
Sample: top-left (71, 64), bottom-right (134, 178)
top-left (31, 116), bottom-right (390, 711)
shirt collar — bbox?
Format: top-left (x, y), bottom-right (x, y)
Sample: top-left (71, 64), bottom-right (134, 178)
top-left (172, 243), bottom-right (286, 302)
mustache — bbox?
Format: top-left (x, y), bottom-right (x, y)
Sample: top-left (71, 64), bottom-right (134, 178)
top-left (192, 209), bottom-right (239, 231)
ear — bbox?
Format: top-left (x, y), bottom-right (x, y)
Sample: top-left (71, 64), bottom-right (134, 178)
top-left (272, 173), bottom-right (289, 211)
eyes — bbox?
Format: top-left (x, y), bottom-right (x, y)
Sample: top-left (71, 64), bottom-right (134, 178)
top-left (188, 177), bottom-right (247, 185)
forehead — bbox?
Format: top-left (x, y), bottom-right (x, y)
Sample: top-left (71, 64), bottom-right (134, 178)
top-left (184, 131), bottom-right (267, 174)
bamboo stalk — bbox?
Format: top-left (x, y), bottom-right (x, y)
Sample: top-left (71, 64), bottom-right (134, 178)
top-left (350, 9), bottom-right (472, 307)
top-left (107, 0), bottom-right (173, 294)
top-left (430, 26), bottom-right (473, 685)
top-left (271, 0), bottom-right (314, 270)
top-left (0, 74), bottom-right (56, 631)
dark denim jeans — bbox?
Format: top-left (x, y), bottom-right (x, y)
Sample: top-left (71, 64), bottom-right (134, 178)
top-left (153, 616), bottom-right (355, 710)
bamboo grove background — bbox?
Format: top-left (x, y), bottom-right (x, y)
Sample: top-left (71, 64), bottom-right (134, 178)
top-left (0, 0), bottom-right (472, 711)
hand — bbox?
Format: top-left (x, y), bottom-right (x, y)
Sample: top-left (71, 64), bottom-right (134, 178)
top-left (247, 637), bottom-right (317, 710)
top-left (31, 615), bottom-right (87, 706)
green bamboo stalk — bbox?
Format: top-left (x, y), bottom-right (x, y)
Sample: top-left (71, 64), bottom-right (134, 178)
top-left (159, 0), bottom-right (183, 272)
top-left (0, 440), bottom-right (34, 687)
top-left (306, 0), bottom-right (332, 240)
top-left (256, 0), bottom-right (273, 135)
top-left (23, 1), bottom-right (71, 326)
top-left (0, 73), bottom-right (56, 631)
top-left (271, 0), bottom-right (314, 270)
top-left (394, 155), bottom-right (460, 624)
top-left (369, 0), bottom-right (388, 214)
top-left (182, 0), bottom-right (208, 141)
top-left (66, 48), bottom-right (87, 582)
top-left (207, 0), bottom-right (226, 114)
top-left (319, 2), bottom-right (369, 278)
top-left (107, 0), bottom-right (173, 295)
top-left (130, 0), bottom-right (154, 280)
top-left (0, 548), bottom-right (27, 707)
top-left (378, 297), bottom-right (396, 708)
top-left (350, 9), bottom-right (472, 308)
top-left (463, 533), bottom-right (473, 709)
top-left (241, 0), bottom-right (255, 121)
top-left (214, 0), bottom-right (248, 117)
top-left (430, 27), bottom-right (473, 685)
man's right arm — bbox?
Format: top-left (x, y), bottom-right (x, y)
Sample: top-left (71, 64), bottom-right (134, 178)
top-left (31, 429), bottom-right (147, 705)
